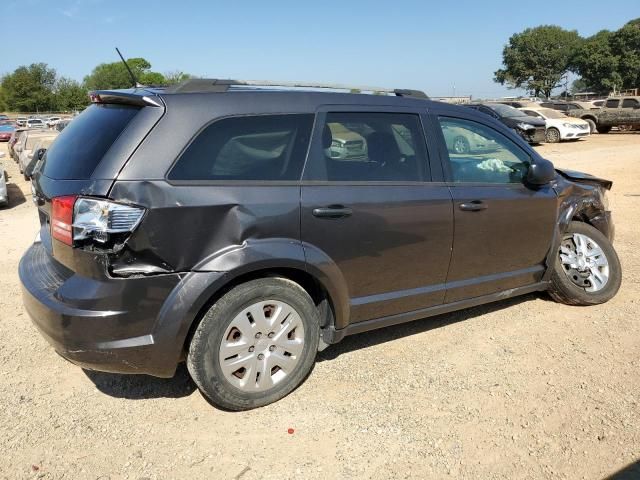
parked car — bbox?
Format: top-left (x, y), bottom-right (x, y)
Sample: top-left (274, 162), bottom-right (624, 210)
top-left (441, 122), bottom-right (498, 153)
top-left (26, 118), bottom-right (46, 129)
top-left (8, 128), bottom-right (27, 161)
top-left (45, 116), bottom-right (62, 128)
top-left (54, 119), bottom-right (72, 132)
top-left (564, 96), bottom-right (640, 133)
top-left (518, 107), bottom-right (591, 143)
top-left (0, 152), bottom-right (8, 207)
top-left (0, 124), bottom-right (15, 142)
top-left (16, 117), bottom-right (27, 127)
top-left (23, 136), bottom-right (58, 180)
top-left (17, 130), bottom-right (58, 174)
top-left (20, 80), bottom-right (621, 410)
top-left (0, 114), bottom-right (9, 122)
top-left (465, 103), bottom-right (546, 143)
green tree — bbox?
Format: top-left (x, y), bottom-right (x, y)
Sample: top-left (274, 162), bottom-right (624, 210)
top-left (610, 19), bottom-right (640, 89)
top-left (570, 19), bottom-right (640, 94)
top-left (164, 70), bottom-right (192, 85)
top-left (570, 78), bottom-right (588, 94)
top-left (54, 77), bottom-right (89, 111)
top-left (0, 86), bottom-right (7, 112)
top-left (571, 30), bottom-right (621, 93)
top-left (494, 26), bottom-right (581, 98)
top-left (1, 63), bottom-right (57, 112)
top-left (84, 58), bottom-right (166, 90)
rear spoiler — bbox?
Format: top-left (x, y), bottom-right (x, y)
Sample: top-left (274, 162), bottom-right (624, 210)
top-left (89, 90), bottom-right (164, 108)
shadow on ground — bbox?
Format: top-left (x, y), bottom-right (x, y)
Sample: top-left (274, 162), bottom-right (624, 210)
top-left (318, 293), bottom-right (539, 361)
top-left (84, 293), bottom-right (541, 399)
top-left (5, 183), bottom-right (26, 208)
top-left (84, 362), bottom-right (196, 400)
top-left (604, 459), bottom-right (640, 479)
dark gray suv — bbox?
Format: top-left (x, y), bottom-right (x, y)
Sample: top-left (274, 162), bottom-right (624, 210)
top-left (20, 80), bottom-right (621, 410)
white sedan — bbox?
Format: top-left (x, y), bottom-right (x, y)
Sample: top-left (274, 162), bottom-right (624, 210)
top-left (518, 107), bottom-right (591, 143)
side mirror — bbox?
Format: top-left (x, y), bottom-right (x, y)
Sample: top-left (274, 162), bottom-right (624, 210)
top-left (526, 158), bottom-right (556, 186)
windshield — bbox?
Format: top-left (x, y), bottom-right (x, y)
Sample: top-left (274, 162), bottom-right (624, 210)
top-left (538, 108), bottom-right (567, 119)
top-left (486, 104), bottom-right (526, 118)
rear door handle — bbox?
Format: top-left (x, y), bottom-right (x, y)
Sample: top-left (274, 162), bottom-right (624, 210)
top-left (312, 206), bottom-right (353, 218)
top-left (459, 200), bottom-right (488, 212)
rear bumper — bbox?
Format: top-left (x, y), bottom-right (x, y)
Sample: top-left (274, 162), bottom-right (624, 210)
top-left (19, 242), bottom-right (222, 377)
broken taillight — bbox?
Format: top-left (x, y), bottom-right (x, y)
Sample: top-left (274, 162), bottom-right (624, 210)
top-left (51, 195), bottom-right (77, 245)
top-left (50, 196), bottom-right (145, 246)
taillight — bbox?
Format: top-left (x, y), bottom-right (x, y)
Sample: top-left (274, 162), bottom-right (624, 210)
top-left (51, 195), bottom-right (77, 245)
top-left (51, 196), bottom-right (145, 246)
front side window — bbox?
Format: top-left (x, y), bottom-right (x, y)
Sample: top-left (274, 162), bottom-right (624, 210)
top-left (438, 117), bottom-right (530, 184)
top-left (621, 98), bottom-right (639, 109)
top-left (605, 99), bottom-right (620, 108)
top-left (307, 112), bottom-right (428, 182)
top-left (169, 114), bottom-right (314, 181)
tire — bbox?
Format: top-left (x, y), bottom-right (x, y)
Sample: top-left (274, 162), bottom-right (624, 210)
top-left (584, 118), bottom-right (596, 133)
top-left (545, 127), bottom-right (561, 143)
top-left (187, 277), bottom-right (320, 410)
top-left (452, 136), bottom-right (470, 154)
top-left (596, 126), bottom-right (611, 134)
top-left (548, 221), bottom-right (621, 306)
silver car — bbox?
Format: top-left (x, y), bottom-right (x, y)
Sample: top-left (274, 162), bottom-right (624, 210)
top-left (0, 152), bottom-right (8, 207)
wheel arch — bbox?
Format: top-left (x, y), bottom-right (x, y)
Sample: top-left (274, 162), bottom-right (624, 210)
top-left (150, 239), bottom-right (350, 373)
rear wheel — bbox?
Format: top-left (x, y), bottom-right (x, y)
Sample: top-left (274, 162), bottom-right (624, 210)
top-left (584, 118), bottom-right (596, 133)
top-left (187, 277), bottom-right (320, 410)
top-left (548, 221), bottom-right (621, 305)
top-left (545, 127), bottom-right (561, 143)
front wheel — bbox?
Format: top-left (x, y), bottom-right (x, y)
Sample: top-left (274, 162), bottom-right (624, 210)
top-left (187, 277), bottom-right (320, 410)
top-left (548, 221), bottom-right (621, 305)
top-left (545, 127), bottom-right (561, 143)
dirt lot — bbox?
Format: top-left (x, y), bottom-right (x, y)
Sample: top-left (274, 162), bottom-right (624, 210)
top-left (1, 134), bottom-right (639, 480)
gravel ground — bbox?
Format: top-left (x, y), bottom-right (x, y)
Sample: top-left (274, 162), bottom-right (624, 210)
top-left (1, 134), bottom-right (639, 480)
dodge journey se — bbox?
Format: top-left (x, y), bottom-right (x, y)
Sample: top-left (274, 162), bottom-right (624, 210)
top-left (20, 79), bottom-right (621, 410)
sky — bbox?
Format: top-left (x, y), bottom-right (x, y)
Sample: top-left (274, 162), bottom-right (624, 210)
top-left (2, 0), bottom-right (637, 99)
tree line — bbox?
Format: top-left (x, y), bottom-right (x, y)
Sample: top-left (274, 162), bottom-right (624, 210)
top-left (495, 18), bottom-right (640, 98)
top-left (0, 58), bottom-right (191, 113)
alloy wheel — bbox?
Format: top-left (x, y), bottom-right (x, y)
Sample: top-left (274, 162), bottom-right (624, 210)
top-left (559, 233), bottom-right (610, 292)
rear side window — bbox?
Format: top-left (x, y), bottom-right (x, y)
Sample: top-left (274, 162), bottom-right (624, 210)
top-left (42, 104), bottom-right (139, 179)
top-left (168, 114), bottom-right (314, 181)
top-left (605, 99), bottom-right (619, 108)
top-left (622, 98), bottom-right (639, 108)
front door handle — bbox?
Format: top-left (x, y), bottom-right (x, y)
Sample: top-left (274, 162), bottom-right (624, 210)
top-left (459, 200), bottom-right (488, 212)
top-left (312, 206), bottom-right (353, 218)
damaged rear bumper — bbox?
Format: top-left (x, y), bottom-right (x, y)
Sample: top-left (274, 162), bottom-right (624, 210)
top-left (19, 241), bottom-right (222, 378)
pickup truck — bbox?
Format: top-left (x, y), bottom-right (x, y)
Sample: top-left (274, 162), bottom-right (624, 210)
top-left (567, 96), bottom-right (640, 133)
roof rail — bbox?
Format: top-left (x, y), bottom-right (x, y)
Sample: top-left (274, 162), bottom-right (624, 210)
top-left (165, 79), bottom-right (429, 99)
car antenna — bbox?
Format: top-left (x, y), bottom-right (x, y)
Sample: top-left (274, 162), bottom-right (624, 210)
top-left (115, 47), bottom-right (145, 88)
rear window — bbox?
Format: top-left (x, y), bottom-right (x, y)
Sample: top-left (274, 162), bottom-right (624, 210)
top-left (41, 104), bottom-right (139, 179)
top-left (168, 114), bottom-right (314, 181)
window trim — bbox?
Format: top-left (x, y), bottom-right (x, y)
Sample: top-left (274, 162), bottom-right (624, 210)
top-left (301, 107), bottom-right (434, 184)
top-left (164, 112), bottom-right (316, 186)
top-left (434, 113), bottom-right (534, 186)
